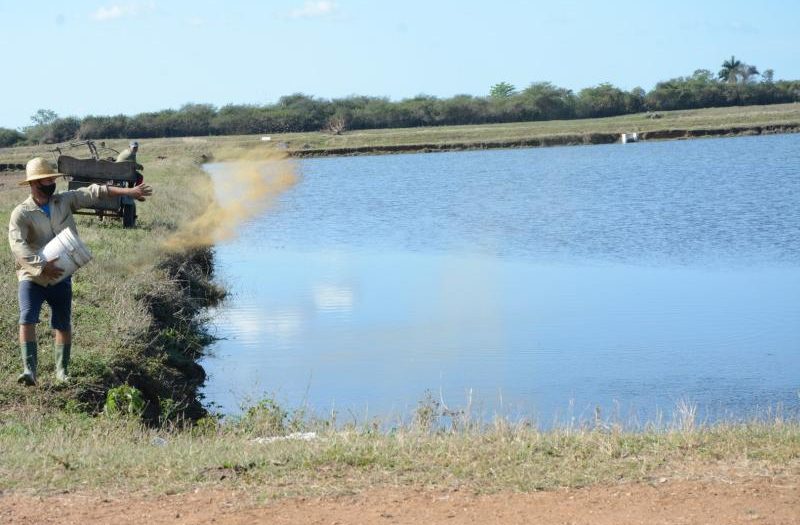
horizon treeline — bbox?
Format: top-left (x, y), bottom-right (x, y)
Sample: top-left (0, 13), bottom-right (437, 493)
top-left (2, 61), bottom-right (799, 147)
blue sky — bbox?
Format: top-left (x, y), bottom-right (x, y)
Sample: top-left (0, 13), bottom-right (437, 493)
top-left (1, 0), bottom-right (798, 129)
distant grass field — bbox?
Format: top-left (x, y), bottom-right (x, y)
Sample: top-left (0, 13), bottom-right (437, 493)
top-left (271, 102), bottom-right (800, 152)
top-left (2, 103), bottom-right (799, 166)
top-left (0, 104), bottom-right (798, 498)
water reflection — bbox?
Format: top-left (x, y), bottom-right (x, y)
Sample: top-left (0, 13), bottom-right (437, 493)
top-left (313, 284), bottom-right (354, 313)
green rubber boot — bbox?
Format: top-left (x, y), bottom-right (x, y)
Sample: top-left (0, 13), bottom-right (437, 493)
top-left (55, 343), bottom-right (71, 383)
top-left (17, 341), bottom-right (37, 386)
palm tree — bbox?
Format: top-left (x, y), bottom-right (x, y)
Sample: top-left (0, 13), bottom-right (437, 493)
top-left (740, 65), bottom-right (760, 83)
top-left (718, 55), bottom-right (743, 83)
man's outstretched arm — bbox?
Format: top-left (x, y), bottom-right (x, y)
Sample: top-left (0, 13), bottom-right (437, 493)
top-left (107, 183), bottom-right (152, 202)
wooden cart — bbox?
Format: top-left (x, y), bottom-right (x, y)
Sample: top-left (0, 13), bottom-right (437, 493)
top-left (57, 155), bottom-right (139, 228)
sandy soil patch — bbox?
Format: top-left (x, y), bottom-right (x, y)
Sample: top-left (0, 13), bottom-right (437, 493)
top-left (1, 478), bottom-right (798, 525)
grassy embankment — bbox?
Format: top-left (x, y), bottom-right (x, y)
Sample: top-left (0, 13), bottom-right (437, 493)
top-left (1, 406), bottom-right (798, 498)
top-left (0, 105), bottom-right (798, 498)
top-left (0, 138), bottom-right (228, 421)
top-left (276, 101), bottom-right (800, 155)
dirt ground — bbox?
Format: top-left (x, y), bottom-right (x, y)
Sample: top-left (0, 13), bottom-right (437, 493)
top-left (1, 478), bottom-right (798, 525)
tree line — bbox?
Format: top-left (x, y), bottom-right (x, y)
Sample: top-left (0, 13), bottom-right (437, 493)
top-left (2, 56), bottom-right (798, 147)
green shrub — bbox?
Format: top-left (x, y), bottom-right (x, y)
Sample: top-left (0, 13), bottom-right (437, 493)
top-left (0, 127), bottom-right (24, 147)
top-left (104, 385), bottom-right (146, 417)
top-left (242, 397), bottom-right (289, 436)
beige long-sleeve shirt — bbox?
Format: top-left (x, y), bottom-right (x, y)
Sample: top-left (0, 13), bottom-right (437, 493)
top-left (8, 184), bottom-right (109, 285)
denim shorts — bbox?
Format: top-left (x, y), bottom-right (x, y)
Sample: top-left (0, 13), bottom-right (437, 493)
top-left (18, 278), bottom-right (72, 331)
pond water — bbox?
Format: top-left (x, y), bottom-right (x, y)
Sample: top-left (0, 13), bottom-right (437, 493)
top-left (201, 134), bottom-right (800, 426)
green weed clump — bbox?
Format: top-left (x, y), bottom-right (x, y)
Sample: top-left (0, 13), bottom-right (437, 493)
top-left (104, 385), bottom-right (145, 417)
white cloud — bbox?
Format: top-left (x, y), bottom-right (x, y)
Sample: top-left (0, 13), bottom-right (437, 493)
top-left (90, 2), bottom-right (154, 22)
top-left (289, 1), bottom-right (338, 19)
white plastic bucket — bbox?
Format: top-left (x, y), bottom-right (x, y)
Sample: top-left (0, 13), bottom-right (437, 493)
top-left (41, 228), bottom-right (93, 284)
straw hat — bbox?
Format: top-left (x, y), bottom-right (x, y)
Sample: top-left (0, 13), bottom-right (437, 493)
top-left (19, 157), bottom-right (62, 186)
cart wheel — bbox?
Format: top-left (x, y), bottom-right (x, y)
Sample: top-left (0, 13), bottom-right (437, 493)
top-left (122, 203), bottom-right (136, 228)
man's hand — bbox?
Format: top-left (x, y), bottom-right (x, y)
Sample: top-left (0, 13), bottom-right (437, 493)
top-left (107, 183), bottom-right (153, 201)
top-left (130, 183), bottom-right (153, 202)
top-left (42, 257), bottom-right (64, 280)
